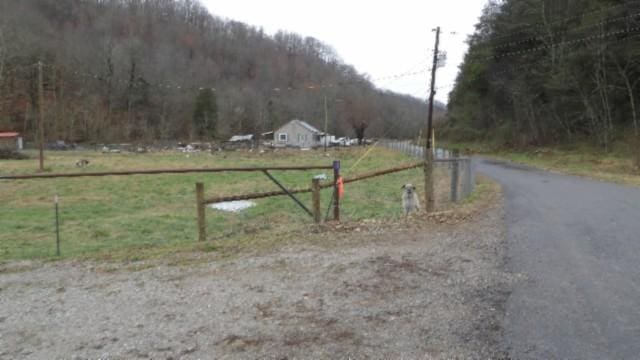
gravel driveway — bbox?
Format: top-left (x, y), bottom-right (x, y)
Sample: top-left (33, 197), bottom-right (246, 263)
top-left (0, 205), bottom-right (512, 359)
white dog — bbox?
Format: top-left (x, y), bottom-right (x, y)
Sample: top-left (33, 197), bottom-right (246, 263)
top-left (401, 183), bottom-right (421, 216)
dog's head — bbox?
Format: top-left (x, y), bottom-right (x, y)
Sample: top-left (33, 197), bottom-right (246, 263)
top-left (401, 183), bottom-right (416, 195)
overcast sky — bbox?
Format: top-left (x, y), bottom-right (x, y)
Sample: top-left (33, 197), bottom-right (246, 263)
top-left (201, 0), bottom-right (488, 103)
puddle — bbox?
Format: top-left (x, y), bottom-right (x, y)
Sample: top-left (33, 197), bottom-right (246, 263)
top-left (210, 201), bottom-right (256, 212)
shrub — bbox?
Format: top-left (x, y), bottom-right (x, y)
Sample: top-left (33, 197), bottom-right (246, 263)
top-left (0, 149), bottom-right (30, 160)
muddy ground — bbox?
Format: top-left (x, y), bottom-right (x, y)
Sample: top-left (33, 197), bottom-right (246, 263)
top-left (0, 204), bottom-right (514, 359)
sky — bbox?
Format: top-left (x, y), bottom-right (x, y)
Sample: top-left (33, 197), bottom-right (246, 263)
top-left (201, 0), bottom-right (488, 104)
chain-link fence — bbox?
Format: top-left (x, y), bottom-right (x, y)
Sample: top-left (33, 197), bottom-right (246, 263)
top-left (380, 140), bottom-right (475, 204)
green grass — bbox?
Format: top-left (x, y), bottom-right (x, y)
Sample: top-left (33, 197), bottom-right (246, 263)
top-left (0, 147), bottom-right (455, 262)
top-left (443, 141), bottom-right (640, 187)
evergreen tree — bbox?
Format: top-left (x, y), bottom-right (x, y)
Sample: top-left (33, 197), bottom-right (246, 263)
top-left (192, 88), bottom-right (217, 139)
top-left (446, 0), bottom-right (640, 152)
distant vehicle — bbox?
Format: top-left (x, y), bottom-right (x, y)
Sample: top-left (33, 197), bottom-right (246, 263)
top-left (331, 137), bottom-right (360, 146)
top-left (222, 134), bottom-right (254, 150)
top-left (47, 140), bottom-right (76, 151)
top-left (331, 137), bottom-right (348, 146)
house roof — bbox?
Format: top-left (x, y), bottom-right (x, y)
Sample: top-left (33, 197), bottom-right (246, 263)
top-left (290, 119), bottom-right (322, 134)
top-left (0, 132), bottom-right (19, 138)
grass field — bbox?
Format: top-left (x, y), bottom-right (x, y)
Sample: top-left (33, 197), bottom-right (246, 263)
top-left (1, 147), bottom-right (457, 262)
top-left (445, 141), bottom-right (640, 187)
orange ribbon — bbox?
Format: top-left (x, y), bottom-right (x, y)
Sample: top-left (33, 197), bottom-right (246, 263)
top-left (337, 176), bottom-right (344, 199)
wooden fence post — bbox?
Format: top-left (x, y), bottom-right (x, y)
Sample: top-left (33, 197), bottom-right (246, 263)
top-left (333, 160), bottom-right (341, 221)
top-left (196, 182), bottom-right (206, 241)
top-left (37, 60), bottom-right (45, 172)
top-left (312, 178), bottom-right (322, 223)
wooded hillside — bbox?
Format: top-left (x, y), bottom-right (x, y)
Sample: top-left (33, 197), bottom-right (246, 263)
top-left (446, 0), bottom-right (640, 151)
top-left (0, 0), bottom-right (435, 143)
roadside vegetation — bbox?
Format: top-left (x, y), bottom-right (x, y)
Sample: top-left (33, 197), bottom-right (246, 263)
top-left (444, 140), bottom-right (640, 187)
top-left (0, 147), bottom-right (465, 262)
top-left (443, 0), bottom-right (640, 179)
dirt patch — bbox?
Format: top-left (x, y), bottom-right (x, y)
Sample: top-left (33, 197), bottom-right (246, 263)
top-left (0, 197), bottom-right (514, 358)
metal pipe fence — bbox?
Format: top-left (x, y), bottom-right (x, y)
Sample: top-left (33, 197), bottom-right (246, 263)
top-left (380, 139), bottom-right (475, 203)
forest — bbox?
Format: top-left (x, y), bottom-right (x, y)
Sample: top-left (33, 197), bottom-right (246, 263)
top-left (446, 0), bottom-right (640, 152)
top-left (0, 0), bottom-right (437, 144)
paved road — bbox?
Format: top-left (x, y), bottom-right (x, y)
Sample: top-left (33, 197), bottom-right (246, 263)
top-left (476, 159), bottom-right (640, 359)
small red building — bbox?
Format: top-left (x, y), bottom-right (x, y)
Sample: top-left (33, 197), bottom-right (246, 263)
top-left (0, 132), bottom-right (23, 150)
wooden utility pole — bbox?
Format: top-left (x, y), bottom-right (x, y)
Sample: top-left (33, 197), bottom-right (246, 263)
top-left (424, 27), bottom-right (440, 213)
top-left (324, 96), bottom-right (329, 152)
top-left (37, 60), bottom-right (45, 172)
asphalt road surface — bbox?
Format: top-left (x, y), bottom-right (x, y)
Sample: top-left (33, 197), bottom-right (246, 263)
top-left (476, 159), bottom-right (640, 359)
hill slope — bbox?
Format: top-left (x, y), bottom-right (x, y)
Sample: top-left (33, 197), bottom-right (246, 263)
top-left (446, 0), bottom-right (640, 151)
top-left (0, 0), bottom-right (439, 143)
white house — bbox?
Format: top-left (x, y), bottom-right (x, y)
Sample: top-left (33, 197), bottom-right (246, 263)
top-left (274, 119), bottom-right (324, 148)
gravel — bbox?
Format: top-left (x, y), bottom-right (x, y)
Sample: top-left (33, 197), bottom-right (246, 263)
top-left (0, 206), bottom-right (513, 359)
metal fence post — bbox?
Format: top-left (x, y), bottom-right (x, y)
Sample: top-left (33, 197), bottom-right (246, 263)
top-left (469, 159), bottom-right (476, 194)
top-left (54, 194), bottom-right (60, 256)
top-left (333, 160), bottom-right (341, 221)
top-left (196, 182), bottom-right (206, 241)
top-left (450, 149), bottom-right (460, 202)
top-left (462, 159), bottom-right (474, 199)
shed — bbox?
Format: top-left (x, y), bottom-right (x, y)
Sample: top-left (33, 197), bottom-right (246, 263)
top-left (0, 132), bottom-right (22, 150)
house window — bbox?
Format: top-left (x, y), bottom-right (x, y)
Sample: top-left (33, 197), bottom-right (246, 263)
top-left (278, 133), bottom-right (288, 142)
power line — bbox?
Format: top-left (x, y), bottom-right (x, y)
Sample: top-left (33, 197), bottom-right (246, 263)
top-left (442, 26), bottom-right (640, 96)
top-left (24, 63), bottom-right (430, 96)
top-left (377, 58), bottom-right (431, 88)
top-left (446, 32), bottom-right (640, 95)
top-left (481, 0), bottom-right (640, 44)
top-left (486, 11), bottom-right (640, 51)
top-left (490, 29), bottom-right (640, 76)
top-left (477, 25), bottom-right (640, 61)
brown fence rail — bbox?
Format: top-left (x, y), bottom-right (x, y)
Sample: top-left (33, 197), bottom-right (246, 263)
top-left (0, 165), bottom-right (333, 180)
top-left (342, 162), bottom-right (423, 184)
top-left (196, 161), bottom-right (424, 241)
top-left (202, 162), bottom-right (423, 205)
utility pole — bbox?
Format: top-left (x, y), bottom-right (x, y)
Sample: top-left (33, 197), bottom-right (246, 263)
top-left (37, 60), bottom-right (45, 172)
top-left (324, 95), bottom-right (329, 152)
top-left (424, 26), bottom-right (440, 213)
